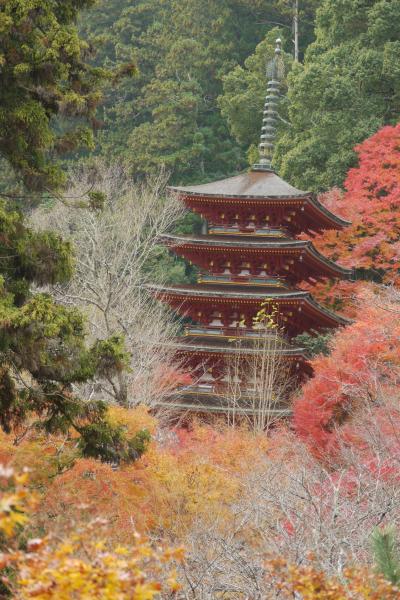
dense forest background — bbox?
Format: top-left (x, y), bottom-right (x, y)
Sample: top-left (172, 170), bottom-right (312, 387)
top-left (77, 0), bottom-right (297, 184)
top-left (76, 0), bottom-right (400, 191)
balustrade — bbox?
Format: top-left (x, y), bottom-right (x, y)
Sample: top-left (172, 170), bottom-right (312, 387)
top-left (198, 272), bottom-right (287, 287)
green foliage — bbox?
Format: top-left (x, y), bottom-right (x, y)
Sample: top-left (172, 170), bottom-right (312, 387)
top-left (90, 336), bottom-right (130, 381)
top-left (0, 0), bottom-right (122, 192)
top-left (79, 0), bottom-right (310, 184)
top-left (270, 0), bottom-right (320, 57)
top-left (0, 0), bottom-right (150, 465)
top-left (127, 428), bottom-right (152, 460)
top-left (372, 526), bottom-right (400, 586)
top-left (275, 0), bottom-right (400, 190)
top-left (0, 224), bottom-right (146, 463)
top-left (143, 212), bottom-right (203, 285)
top-left (219, 0), bottom-right (400, 191)
top-left (88, 190), bottom-right (106, 211)
top-left (0, 201), bottom-right (73, 303)
top-left (293, 330), bottom-right (333, 358)
top-left (79, 420), bottom-right (151, 464)
top-left (145, 247), bottom-right (192, 286)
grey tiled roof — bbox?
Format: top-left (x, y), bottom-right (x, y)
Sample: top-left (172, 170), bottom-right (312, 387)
top-left (169, 170), bottom-right (307, 199)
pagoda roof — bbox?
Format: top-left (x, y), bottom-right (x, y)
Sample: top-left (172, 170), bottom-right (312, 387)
top-left (162, 233), bottom-right (352, 279)
top-left (152, 283), bottom-right (308, 300)
top-left (169, 170), bottom-right (351, 230)
top-left (169, 170), bottom-right (307, 199)
top-left (149, 283), bottom-right (350, 328)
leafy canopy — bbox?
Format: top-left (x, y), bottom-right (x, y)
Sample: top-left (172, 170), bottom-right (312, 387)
top-left (0, 467), bottom-right (183, 599)
top-left (299, 123), bottom-right (400, 315)
top-left (0, 201), bottom-right (150, 462)
top-left (218, 28), bottom-right (293, 162)
top-left (318, 124), bottom-right (400, 284)
top-left (219, 0), bottom-right (400, 191)
top-left (0, 0), bottom-right (114, 191)
top-left (0, 0), bottom-right (148, 463)
top-left (275, 0), bottom-right (400, 190)
top-left (79, 0), bottom-right (317, 184)
top-left (293, 287), bottom-right (400, 458)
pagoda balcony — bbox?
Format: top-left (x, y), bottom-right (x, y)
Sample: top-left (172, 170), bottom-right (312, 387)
top-left (172, 382), bottom-right (288, 399)
top-left (161, 234), bottom-right (353, 282)
top-left (149, 283), bottom-right (351, 336)
top-left (208, 225), bottom-right (288, 237)
top-left (161, 384), bottom-right (292, 416)
top-left (198, 272), bottom-right (288, 287)
top-left (184, 324), bottom-right (290, 343)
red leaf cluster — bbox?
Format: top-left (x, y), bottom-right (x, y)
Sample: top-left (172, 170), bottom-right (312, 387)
top-left (293, 287), bottom-right (400, 458)
top-left (300, 124), bottom-right (400, 311)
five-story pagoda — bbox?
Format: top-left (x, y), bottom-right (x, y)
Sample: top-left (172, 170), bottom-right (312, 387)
top-left (151, 39), bottom-right (352, 417)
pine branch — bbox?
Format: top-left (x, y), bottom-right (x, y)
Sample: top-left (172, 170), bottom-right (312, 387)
top-left (372, 526), bottom-right (400, 585)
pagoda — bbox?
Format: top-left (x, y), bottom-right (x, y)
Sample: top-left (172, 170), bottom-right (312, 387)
top-left (151, 39), bottom-right (352, 417)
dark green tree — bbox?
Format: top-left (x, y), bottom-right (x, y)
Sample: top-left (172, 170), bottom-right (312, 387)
top-left (0, 1), bottom-right (148, 463)
top-left (372, 526), bottom-right (400, 586)
top-left (219, 0), bottom-right (400, 191)
top-left (0, 202), bottom-right (149, 462)
top-left (79, 0), bottom-right (313, 184)
top-left (275, 0), bottom-right (400, 190)
top-left (218, 29), bottom-right (293, 162)
top-left (245, 0), bottom-right (320, 61)
top-left (292, 330), bottom-right (332, 357)
top-left (0, 0), bottom-right (135, 192)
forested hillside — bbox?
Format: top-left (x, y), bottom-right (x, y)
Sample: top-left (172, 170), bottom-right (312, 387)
top-left (78, 0), bottom-right (318, 184)
top-left (76, 0), bottom-right (400, 192)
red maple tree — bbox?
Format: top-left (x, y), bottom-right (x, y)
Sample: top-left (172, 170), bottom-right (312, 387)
top-left (300, 124), bottom-right (400, 314)
top-left (293, 287), bottom-right (400, 459)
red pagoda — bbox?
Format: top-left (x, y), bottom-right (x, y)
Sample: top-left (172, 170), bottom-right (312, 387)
top-left (151, 39), bottom-right (352, 417)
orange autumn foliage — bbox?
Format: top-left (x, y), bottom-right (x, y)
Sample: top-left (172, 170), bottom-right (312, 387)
top-left (136, 425), bottom-right (269, 535)
top-left (0, 406), bottom-right (156, 490)
top-left (266, 556), bottom-right (400, 599)
top-left (35, 458), bottom-right (146, 542)
top-left (300, 278), bottom-right (372, 319)
top-left (28, 421), bottom-right (269, 542)
top-left (0, 468), bottom-right (183, 600)
top-left (322, 124), bottom-right (400, 280)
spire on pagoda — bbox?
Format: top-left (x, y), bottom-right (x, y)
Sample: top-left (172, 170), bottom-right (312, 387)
top-left (253, 38), bottom-right (284, 172)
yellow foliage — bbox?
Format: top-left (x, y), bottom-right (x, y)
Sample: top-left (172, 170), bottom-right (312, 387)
top-left (139, 446), bottom-right (240, 534)
top-left (266, 557), bottom-right (400, 599)
top-left (0, 468), bottom-right (183, 599)
top-left (14, 529), bottom-right (183, 600)
top-left (0, 468), bottom-right (35, 538)
top-left (107, 405), bottom-right (157, 437)
top-left (29, 421), bottom-right (270, 542)
top-left (133, 424), bottom-right (269, 536)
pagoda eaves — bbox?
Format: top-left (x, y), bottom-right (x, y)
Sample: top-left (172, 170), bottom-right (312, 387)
top-left (161, 233), bottom-right (353, 282)
top-left (150, 283), bottom-right (349, 337)
top-left (169, 170), bottom-right (350, 234)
